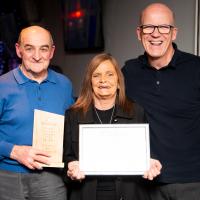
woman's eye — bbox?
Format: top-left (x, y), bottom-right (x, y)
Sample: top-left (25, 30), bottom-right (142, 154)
top-left (93, 74), bottom-right (99, 78)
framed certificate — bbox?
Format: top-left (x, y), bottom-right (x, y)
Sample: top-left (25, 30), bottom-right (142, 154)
top-left (79, 124), bottom-right (150, 175)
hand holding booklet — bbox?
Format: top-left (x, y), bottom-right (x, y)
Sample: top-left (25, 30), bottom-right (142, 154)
top-left (32, 109), bottom-right (65, 168)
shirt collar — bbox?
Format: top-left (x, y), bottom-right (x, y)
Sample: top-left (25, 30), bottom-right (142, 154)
top-left (13, 66), bottom-right (29, 84)
top-left (46, 69), bottom-right (57, 84)
top-left (13, 66), bottom-right (56, 84)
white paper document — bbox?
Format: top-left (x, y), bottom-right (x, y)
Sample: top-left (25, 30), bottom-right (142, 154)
top-left (79, 124), bottom-right (150, 175)
top-left (32, 109), bottom-right (65, 168)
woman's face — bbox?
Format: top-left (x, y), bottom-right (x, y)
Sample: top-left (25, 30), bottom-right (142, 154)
top-left (91, 60), bottom-right (119, 101)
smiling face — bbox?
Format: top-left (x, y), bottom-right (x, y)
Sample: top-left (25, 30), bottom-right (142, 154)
top-left (15, 26), bottom-right (55, 82)
top-left (137, 3), bottom-right (177, 67)
top-left (91, 60), bottom-right (119, 103)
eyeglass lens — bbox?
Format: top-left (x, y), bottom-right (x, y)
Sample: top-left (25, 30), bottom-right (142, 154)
top-left (141, 25), bottom-right (173, 34)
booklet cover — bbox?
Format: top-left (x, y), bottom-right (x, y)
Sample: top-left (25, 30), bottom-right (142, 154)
top-left (32, 109), bottom-right (65, 168)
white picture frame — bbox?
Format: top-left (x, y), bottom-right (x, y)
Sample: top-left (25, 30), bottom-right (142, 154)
top-left (79, 124), bottom-right (150, 175)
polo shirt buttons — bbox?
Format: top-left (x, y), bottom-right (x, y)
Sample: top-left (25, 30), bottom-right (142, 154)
top-left (38, 85), bottom-right (41, 101)
top-left (156, 80), bottom-right (160, 85)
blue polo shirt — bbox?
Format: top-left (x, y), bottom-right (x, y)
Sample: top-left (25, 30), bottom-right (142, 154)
top-left (0, 67), bottom-right (74, 173)
top-left (122, 44), bottom-right (200, 183)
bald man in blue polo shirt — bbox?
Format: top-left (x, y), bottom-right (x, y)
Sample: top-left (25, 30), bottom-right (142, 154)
top-left (0, 26), bottom-right (74, 200)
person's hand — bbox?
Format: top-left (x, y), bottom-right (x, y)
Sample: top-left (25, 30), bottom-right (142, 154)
top-left (143, 158), bottom-right (162, 180)
top-left (67, 161), bottom-right (85, 181)
top-left (10, 145), bottom-right (50, 170)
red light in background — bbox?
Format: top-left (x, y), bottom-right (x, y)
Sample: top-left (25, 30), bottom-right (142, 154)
top-left (68, 9), bottom-right (85, 19)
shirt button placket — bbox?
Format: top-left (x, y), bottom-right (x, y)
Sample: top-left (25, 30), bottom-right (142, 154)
top-left (37, 85), bottom-right (42, 107)
top-left (155, 71), bottom-right (161, 91)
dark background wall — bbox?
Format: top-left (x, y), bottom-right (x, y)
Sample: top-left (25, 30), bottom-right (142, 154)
top-left (0, 0), bottom-right (197, 96)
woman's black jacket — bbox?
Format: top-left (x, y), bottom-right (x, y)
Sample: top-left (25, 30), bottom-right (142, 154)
top-left (63, 103), bottom-right (150, 200)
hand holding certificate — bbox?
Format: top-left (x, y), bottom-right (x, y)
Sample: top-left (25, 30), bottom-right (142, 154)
top-left (79, 124), bottom-right (150, 175)
top-left (32, 109), bottom-right (65, 168)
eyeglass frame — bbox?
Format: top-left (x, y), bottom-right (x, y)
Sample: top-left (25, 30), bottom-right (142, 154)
top-left (139, 24), bottom-right (174, 34)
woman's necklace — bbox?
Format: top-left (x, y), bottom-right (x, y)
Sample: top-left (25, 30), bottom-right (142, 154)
top-left (94, 105), bottom-right (115, 124)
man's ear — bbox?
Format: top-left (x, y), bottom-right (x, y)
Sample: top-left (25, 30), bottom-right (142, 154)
top-left (49, 45), bottom-right (55, 59)
top-left (15, 43), bottom-right (22, 58)
top-left (136, 27), bottom-right (142, 41)
top-left (172, 27), bottom-right (178, 41)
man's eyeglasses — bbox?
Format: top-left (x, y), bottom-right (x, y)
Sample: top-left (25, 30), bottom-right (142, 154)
top-left (140, 24), bottom-right (174, 34)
